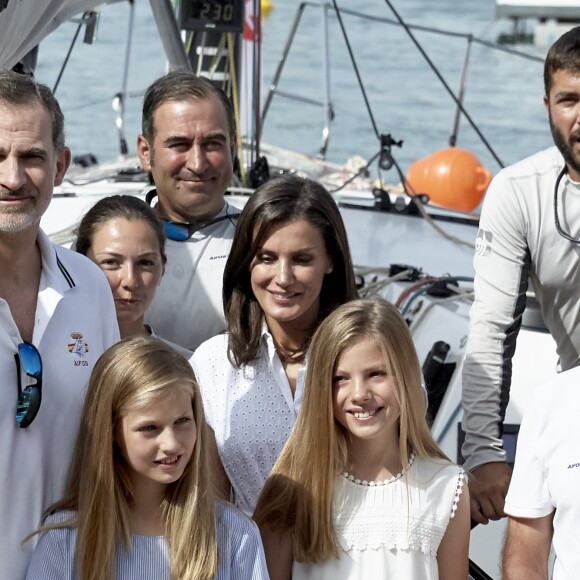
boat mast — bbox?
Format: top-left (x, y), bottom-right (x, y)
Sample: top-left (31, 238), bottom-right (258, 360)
top-left (148, 0), bottom-right (192, 72)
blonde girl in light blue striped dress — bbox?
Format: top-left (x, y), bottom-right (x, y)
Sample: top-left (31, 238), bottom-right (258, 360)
top-left (25, 336), bottom-right (269, 580)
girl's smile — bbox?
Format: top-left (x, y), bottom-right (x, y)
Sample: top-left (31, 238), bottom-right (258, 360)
top-left (332, 335), bottom-right (400, 449)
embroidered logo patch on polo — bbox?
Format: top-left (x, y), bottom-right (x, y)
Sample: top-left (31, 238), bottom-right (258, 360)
top-left (68, 332), bottom-right (89, 362)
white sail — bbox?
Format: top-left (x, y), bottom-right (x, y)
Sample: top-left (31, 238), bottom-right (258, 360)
top-left (0, 0), bottom-right (108, 70)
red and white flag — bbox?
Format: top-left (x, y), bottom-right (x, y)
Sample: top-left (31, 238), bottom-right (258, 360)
top-left (240, 0), bottom-right (261, 144)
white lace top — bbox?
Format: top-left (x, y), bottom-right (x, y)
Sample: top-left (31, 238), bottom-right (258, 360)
top-left (293, 456), bottom-right (465, 580)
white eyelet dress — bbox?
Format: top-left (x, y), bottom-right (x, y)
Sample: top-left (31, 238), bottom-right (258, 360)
top-left (292, 456), bottom-right (465, 580)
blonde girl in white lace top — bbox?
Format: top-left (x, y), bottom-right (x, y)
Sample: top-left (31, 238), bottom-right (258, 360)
top-left (254, 299), bottom-right (470, 580)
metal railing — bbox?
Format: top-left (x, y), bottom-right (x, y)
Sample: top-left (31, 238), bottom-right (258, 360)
top-left (261, 1), bottom-right (543, 165)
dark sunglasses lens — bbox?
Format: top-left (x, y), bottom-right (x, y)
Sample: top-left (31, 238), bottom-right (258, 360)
top-left (18, 343), bottom-right (42, 377)
top-left (163, 221), bottom-right (189, 242)
top-left (16, 386), bottom-right (41, 427)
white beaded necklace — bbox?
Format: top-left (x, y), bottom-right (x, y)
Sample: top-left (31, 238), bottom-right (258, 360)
top-left (342, 453), bottom-right (416, 487)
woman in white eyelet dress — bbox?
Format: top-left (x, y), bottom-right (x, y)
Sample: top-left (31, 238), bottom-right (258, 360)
top-left (253, 299), bottom-right (470, 580)
top-left (190, 175), bottom-right (358, 517)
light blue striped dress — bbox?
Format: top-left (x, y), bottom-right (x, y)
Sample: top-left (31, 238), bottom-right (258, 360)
top-left (25, 500), bottom-right (269, 579)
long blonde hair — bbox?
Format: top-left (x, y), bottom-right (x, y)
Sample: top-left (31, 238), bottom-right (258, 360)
top-left (32, 336), bottom-right (217, 580)
top-left (253, 298), bottom-right (448, 562)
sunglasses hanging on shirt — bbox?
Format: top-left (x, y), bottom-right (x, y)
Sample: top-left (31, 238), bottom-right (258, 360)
top-left (15, 342), bottom-right (43, 429)
top-left (147, 190), bottom-right (238, 242)
top-left (162, 214), bottom-right (234, 242)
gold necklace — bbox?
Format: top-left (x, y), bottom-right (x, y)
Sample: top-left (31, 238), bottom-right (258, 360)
top-left (273, 339), bottom-right (306, 363)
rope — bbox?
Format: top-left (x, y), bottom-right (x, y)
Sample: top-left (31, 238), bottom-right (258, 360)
top-left (409, 290), bottom-right (475, 334)
top-left (328, 150), bottom-right (381, 193)
top-left (400, 276), bottom-right (474, 315)
top-left (355, 267), bottom-right (415, 298)
top-left (382, 149), bottom-right (477, 250)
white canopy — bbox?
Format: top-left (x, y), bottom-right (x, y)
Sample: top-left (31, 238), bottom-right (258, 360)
top-left (0, 0), bottom-right (109, 70)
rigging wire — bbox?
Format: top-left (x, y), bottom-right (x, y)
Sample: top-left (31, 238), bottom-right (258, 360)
top-left (329, 0), bottom-right (381, 141)
top-left (379, 151), bottom-right (477, 250)
top-left (53, 19), bottom-right (84, 94)
top-left (332, 4), bottom-right (542, 64)
top-left (328, 150), bottom-right (381, 193)
top-left (379, 0), bottom-right (504, 168)
top-left (63, 91), bottom-right (144, 113)
top-left (326, 0), bottom-right (492, 248)
top-left (329, 0), bottom-right (504, 169)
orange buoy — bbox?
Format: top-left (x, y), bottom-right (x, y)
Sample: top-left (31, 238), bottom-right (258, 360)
top-left (406, 147), bottom-right (492, 212)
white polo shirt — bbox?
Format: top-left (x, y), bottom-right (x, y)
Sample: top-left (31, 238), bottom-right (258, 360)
top-left (146, 202), bottom-right (239, 352)
top-left (0, 229), bottom-right (119, 579)
top-left (505, 366), bottom-right (580, 580)
top-left (191, 329), bottom-right (304, 516)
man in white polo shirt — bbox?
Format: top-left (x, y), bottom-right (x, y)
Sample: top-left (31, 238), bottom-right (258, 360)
top-left (502, 366), bottom-right (580, 579)
top-left (0, 69), bottom-right (119, 578)
top-left (138, 72), bottom-right (240, 352)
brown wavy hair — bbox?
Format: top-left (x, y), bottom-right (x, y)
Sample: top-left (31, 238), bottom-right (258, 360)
top-left (223, 174), bottom-right (358, 367)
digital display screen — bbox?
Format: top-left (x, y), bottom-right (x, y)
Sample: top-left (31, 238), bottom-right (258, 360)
top-left (180, 0), bottom-right (244, 33)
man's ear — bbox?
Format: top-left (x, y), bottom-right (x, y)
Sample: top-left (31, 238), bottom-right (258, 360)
top-left (230, 132), bottom-right (238, 161)
top-left (137, 135), bottom-right (152, 171)
top-left (54, 147), bottom-right (71, 187)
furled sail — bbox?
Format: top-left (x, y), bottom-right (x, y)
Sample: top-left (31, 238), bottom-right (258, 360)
top-left (0, 0), bottom-right (107, 70)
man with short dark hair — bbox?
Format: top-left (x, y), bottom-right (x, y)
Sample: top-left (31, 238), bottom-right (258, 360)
top-left (0, 69), bottom-right (118, 577)
top-left (462, 26), bottom-right (580, 525)
top-left (138, 71), bottom-right (240, 352)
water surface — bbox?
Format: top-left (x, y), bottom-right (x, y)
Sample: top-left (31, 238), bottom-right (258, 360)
top-left (36, 0), bottom-right (552, 179)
